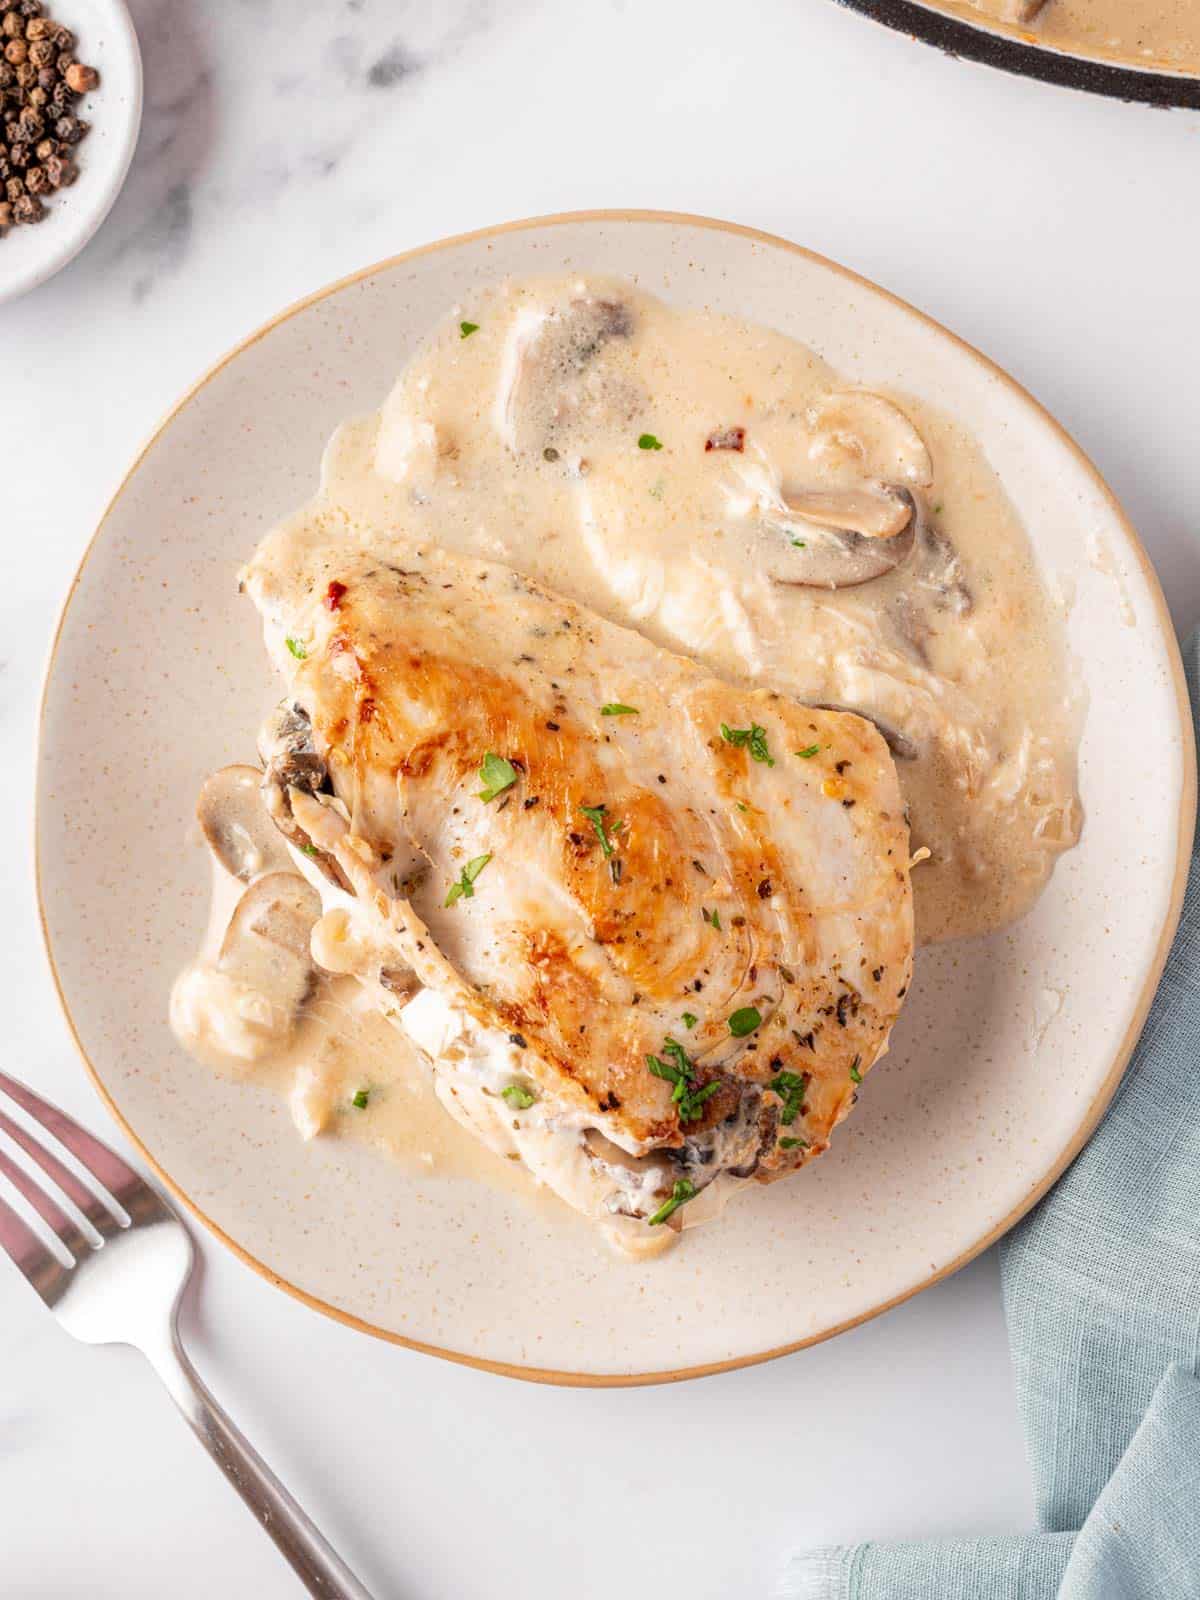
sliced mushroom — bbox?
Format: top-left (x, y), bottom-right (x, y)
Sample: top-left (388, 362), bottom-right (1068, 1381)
top-left (258, 703), bottom-right (351, 890)
top-left (810, 702), bottom-right (921, 762)
top-left (219, 872), bottom-right (322, 1019)
top-left (495, 294), bottom-right (635, 457)
top-left (196, 764), bottom-right (293, 883)
top-left (808, 392), bottom-right (934, 489)
top-left (769, 484), bottom-right (918, 588)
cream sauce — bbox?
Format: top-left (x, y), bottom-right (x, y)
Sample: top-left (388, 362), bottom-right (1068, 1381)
top-left (173, 273), bottom-right (1082, 1241)
top-left (301, 274), bottom-right (1081, 944)
top-left (948, 0), bottom-right (1200, 76)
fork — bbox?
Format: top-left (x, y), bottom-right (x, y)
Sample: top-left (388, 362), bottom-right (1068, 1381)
top-left (0, 1068), bottom-right (376, 1599)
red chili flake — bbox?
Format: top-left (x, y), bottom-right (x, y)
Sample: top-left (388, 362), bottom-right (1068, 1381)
top-left (325, 580), bottom-right (348, 610)
top-left (705, 426), bottom-right (745, 453)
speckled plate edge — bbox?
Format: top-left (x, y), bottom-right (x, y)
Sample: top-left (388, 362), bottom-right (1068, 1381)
top-left (34, 210), bottom-right (1196, 1387)
top-left (831, 0), bottom-right (1200, 108)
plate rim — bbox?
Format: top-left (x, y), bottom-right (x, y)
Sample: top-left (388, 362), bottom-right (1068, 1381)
top-left (34, 208), bottom-right (1197, 1387)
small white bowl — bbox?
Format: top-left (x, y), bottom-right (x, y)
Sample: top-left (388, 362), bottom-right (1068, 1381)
top-left (0, 0), bottom-right (141, 305)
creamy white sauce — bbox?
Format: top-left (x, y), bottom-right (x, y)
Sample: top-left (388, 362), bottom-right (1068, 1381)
top-left (172, 273), bottom-right (1082, 1246)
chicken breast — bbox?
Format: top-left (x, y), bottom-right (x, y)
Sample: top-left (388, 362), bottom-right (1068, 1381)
top-left (241, 520), bottom-right (914, 1251)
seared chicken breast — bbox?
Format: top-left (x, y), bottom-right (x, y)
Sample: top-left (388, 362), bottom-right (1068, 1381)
top-left (242, 520), bottom-right (914, 1251)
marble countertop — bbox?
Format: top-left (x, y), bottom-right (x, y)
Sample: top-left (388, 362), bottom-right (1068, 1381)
top-left (2, 2), bottom-right (1198, 1595)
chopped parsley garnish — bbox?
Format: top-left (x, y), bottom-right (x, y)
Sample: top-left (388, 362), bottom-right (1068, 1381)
top-left (779, 1136), bottom-right (808, 1151)
top-left (720, 722), bottom-right (775, 767)
top-left (638, 432), bottom-right (663, 451)
top-left (444, 853), bottom-right (492, 906)
top-left (702, 906), bottom-right (722, 930)
top-left (794, 744), bottom-right (821, 759)
top-left (646, 1037), bottom-right (721, 1123)
top-left (460, 321), bottom-right (479, 338)
top-left (351, 1088), bottom-right (370, 1110)
top-left (769, 1069), bottom-right (810, 1126)
top-left (601, 703), bottom-right (639, 717)
top-left (736, 801), bottom-right (749, 813)
top-left (648, 1178), bottom-right (697, 1226)
top-left (849, 1056), bottom-right (863, 1085)
top-left (580, 803), bottom-right (618, 859)
top-left (501, 1083), bottom-right (537, 1110)
top-left (285, 636), bottom-right (308, 660)
top-left (477, 751), bottom-right (517, 802)
top-left (682, 1012), bottom-right (698, 1030)
top-left (728, 1006), bottom-right (762, 1038)
top-left (933, 502), bottom-right (943, 514)
top-left (790, 538), bottom-right (807, 549)
top-left (299, 843), bottom-right (319, 858)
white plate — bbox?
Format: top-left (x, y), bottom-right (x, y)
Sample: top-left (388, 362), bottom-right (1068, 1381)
top-left (0, 0), bottom-right (141, 306)
top-left (36, 213), bottom-right (1194, 1385)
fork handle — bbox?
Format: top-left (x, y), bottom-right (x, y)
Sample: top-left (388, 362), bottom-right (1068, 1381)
top-left (144, 1329), bottom-right (376, 1599)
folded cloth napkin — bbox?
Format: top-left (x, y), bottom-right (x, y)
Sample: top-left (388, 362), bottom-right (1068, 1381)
top-left (779, 631), bottom-right (1200, 1600)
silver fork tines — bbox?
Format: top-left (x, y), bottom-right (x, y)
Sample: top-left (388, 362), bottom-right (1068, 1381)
top-left (0, 1069), bottom-right (375, 1600)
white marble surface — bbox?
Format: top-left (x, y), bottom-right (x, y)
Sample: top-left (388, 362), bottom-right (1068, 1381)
top-left (2, 2), bottom-right (1198, 1595)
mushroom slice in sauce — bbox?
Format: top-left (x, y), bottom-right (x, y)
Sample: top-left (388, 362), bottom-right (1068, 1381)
top-left (808, 391), bottom-right (934, 489)
top-left (219, 872), bottom-right (322, 1020)
top-left (769, 484), bottom-right (918, 588)
top-left (257, 702), bottom-right (350, 889)
top-left (196, 764), bottom-right (294, 883)
top-left (495, 294), bottom-right (635, 457)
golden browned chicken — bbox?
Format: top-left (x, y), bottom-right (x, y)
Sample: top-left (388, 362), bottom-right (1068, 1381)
top-left (241, 521), bottom-right (914, 1252)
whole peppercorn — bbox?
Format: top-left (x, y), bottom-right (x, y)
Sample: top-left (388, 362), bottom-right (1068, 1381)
top-left (5, 172), bottom-right (24, 200)
top-left (25, 15), bottom-right (51, 38)
top-left (0, 59), bottom-right (11, 86)
top-left (17, 101), bottom-right (42, 137)
top-left (3, 115), bottom-right (16, 140)
top-left (28, 37), bottom-right (53, 68)
top-left (54, 111), bottom-right (84, 142)
top-left (1, 12), bottom-right (22, 39)
top-left (19, 0), bottom-right (44, 14)
top-left (0, 199), bottom-right (11, 230)
top-left (13, 56), bottom-right (31, 85)
top-left (44, 147), bottom-right (71, 185)
top-left (4, 37), bottom-right (28, 64)
top-left (7, 137), bottom-right (27, 166)
top-left (33, 132), bottom-right (53, 158)
top-left (52, 23), bottom-right (72, 49)
top-left (64, 60), bottom-right (96, 93)
top-left (25, 81), bottom-right (44, 106)
top-left (34, 63), bottom-right (52, 89)
top-left (12, 189), bottom-right (42, 221)
top-left (23, 157), bottom-right (45, 191)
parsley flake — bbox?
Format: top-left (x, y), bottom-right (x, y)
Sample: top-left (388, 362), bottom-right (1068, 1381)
top-left (501, 1083), bottom-right (537, 1110)
top-left (285, 636), bottom-right (308, 660)
top-left (647, 1178), bottom-right (697, 1226)
top-left (728, 1006), bottom-right (762, 1038)
top-left (445, 853), bottom-right (492, 906)
top-left (769, 1069), bottom-right (810, 1126)
top-left (795, 744), bottom-right (821, 759)
top-left (682, 1012), bottom-right (698, 1030)
top-left (351, 1088), bottom-right (370, 1110)
top-left (779, 1136), bottom-right (809, 1151)
top-left (299, 843), bottom-right (318, 858)
top-left (702, 906), bottom-right (722, 931)
top-left (849, 1056), bottom-right (863, 1085)
top-left (638, 433), bottom-right (663, 451)
top-left (477, 751), bottom-right (517, 803)
top-left (580, 803), bottom-right (618, 859)
top-left (460, 321), bottom-right (479, 338)
top-left (720, 722), bottom-right (775, 767)
top-left (789, 538), bottom-right (807, 549)
top-left (646, 1038), bottom-right (721, 1123)
top-left (601, 703), bottom-right (639, 717)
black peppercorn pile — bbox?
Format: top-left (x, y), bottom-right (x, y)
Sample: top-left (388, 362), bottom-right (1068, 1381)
top-left (0, 1), bottom-right (99, 237)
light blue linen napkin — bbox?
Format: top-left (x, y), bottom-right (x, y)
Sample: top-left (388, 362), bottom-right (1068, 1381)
top-left (780, 631), bottom-right (1200, 1600)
